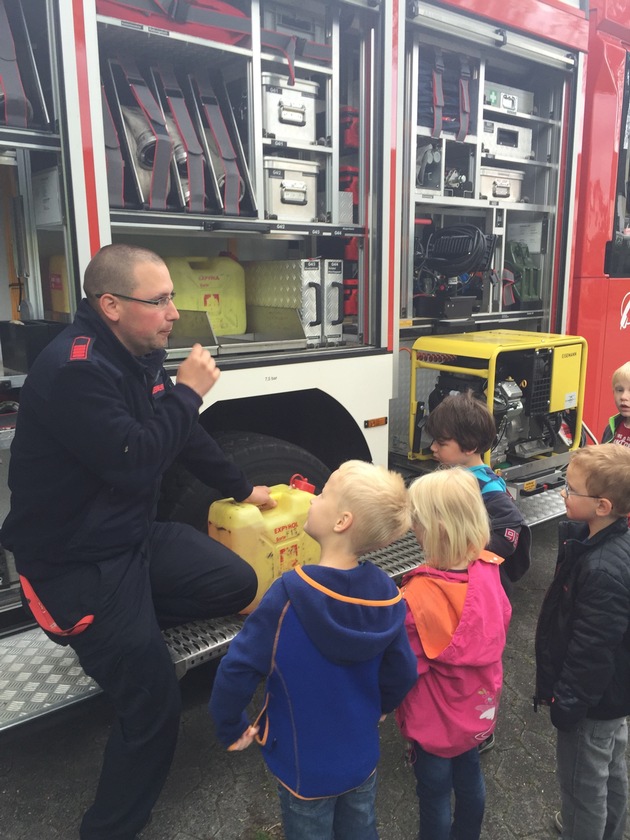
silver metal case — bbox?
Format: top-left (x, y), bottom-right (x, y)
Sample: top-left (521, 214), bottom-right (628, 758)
top-left (323, 259), bottom-right (344, 345)
top-left (262, 4), bottom-right (326, 43)
top-left (244, 259), bottom-right (323, 346)
top-left (479, 166), bottom-right (524, 202)
top-left (482, 120), bottom-right (532, 160)
top-left (483, 82), bottom-right (535, 115)
top-left (263, 157), bottom-right (320, 221)
top-left (261, 73), bottom-right (319, 144)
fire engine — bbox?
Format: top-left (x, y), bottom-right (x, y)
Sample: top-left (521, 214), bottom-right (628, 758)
top-left (0, 0), bottom-right (626, 729)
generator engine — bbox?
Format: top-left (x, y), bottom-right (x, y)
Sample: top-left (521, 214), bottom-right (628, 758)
top-left (410, 332), bottom-right (586, 471)
top-left (425, 371), bottom-right (555, 464)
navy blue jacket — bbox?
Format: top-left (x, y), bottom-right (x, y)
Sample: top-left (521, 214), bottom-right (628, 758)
top-left (1, 299), bottom-right (251, 577)
top-left (210, 561), bottom-right (417, 798)
top-left (535, 518), bottom-right (630, 729)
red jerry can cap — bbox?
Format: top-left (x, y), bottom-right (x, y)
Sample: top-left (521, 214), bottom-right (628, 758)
top-left (290, 473), bottom-right (316, 493)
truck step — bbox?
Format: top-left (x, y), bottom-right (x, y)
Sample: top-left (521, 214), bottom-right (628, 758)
top-left (516, 487), bottom-right (567, 526)
top-left (0, 534), bottom-right (421, 732)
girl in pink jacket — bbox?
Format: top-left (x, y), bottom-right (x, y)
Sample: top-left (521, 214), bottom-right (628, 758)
top-left (396, 467), bottom-right (512, 840)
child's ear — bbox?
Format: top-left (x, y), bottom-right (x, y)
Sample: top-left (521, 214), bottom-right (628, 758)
top-left (334, 511), bottom-right (353, 534)
top-left (596, 497), bottom-right (614, 517)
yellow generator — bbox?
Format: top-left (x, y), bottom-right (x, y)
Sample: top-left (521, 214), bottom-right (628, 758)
top-left (408, 329), bottom-right (587, 523)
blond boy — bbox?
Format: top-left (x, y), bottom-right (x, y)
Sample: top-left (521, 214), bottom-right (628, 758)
top-left (210, 461), bottom-right (417, 840)
top-left (535, 444), bottom-right (630, 839)
top-left (602, 361), bottom-right (630, 446)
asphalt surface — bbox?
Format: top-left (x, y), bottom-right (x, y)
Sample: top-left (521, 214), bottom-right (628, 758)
top-left (1, 519), bottom-right (629, 840)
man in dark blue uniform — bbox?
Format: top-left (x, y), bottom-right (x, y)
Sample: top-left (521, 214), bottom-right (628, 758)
top-left (0, 244), bottom-right (275, 840)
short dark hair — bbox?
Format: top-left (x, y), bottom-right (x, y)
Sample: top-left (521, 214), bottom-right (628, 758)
top-left (425, 391), bottom-right (497, 454)
top-left (83, 244), bottom-right (166, 301)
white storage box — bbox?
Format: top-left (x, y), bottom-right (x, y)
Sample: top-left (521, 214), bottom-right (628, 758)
top-left (482, 120), bottom-right (532, 160)
top-left (264, 157), bottom-right (320, 221)
top-left (262, 73), bottom-right (319, 145)
top-left (484, 82), bottom-right (535, 116)
top-left (479, 166), bottom-right (524, 203)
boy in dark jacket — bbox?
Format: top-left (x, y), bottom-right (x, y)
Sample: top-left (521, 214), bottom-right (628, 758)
top-left (601, 361), bottom-right (630, 446)
top-left (210, 460), bottom-right (417, 840)
top-left (535, 444), bottom-right (630, 840)
top-left (425, 391), bottom-right (531, 591)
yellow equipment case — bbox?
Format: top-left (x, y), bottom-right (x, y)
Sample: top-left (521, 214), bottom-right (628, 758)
top-left (407, 329), bottom-right (588, 524)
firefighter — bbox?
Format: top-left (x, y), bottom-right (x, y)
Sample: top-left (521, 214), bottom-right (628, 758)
top-left (0, 243), bottom-right (275, 840)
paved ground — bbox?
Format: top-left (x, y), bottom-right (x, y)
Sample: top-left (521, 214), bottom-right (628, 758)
top-left (1, 519), bottom-right (629, 840)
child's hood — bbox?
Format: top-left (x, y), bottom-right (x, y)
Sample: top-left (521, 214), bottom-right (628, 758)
top-left (401, 556), bottom-right (510, 666)
top-left (281, 562), bottom-right (406, 664)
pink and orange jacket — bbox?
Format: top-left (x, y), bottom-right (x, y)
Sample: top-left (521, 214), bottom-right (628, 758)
top-left (396, 551), bottom-right (512, 758)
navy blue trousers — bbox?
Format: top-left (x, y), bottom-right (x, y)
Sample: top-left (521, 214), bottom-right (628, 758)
top-left (26, 521), bottom-right (257, 840)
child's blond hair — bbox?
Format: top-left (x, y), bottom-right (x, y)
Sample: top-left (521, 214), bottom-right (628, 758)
top-left (612, 362), bottom-right (630, 387)
top-left (408, 467), bottom-right (490, 570)
top-left (334, 460), bottom-right (410, 554)
top-left (570, 444), bottom-right (630, 516)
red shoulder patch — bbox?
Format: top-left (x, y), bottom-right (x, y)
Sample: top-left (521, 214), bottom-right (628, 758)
top-left (69, 336), bottom-right (92, 361)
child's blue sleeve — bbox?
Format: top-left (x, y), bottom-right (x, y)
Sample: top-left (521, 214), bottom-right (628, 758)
top-left (209, 581), bottom-right (286, 748)
top-left (379, 624), bottom-right (418, 713)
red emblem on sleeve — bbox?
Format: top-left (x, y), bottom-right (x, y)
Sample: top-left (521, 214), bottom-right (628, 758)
top-left (69, 336), bottom-right (92, 360)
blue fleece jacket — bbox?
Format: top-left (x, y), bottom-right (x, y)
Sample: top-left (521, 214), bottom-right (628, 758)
top-left (210, 561), bottom-right (417, 798)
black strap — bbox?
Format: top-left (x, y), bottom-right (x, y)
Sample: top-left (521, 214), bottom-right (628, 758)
top-left (119, 58), bottom-right (173, 209)
top-left (431, 48), bottom-right (444, 139)
top-left (101, 85), bottom-right (125, 207)
top-left (0, 0), bottom-right (29, 127)
top-left (155, 65), bottom-right (205, 212)
top-left (457, 56), bottom-right (471, 142)
top-left (194, 75), bottom-right (241, 214)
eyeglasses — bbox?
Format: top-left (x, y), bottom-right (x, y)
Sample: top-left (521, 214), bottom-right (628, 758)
top-left (96, 292), bottom-right (176, 308)
top-left (562, 481), bottom-right (600, 499)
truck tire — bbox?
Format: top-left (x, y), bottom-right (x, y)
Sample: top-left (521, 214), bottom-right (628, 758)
top-left (157, 431), bottom-right (331, 533)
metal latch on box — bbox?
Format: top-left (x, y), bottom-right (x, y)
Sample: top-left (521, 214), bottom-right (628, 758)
top-left (491, 178), bottom-right (512, 198)
top-left (279, 101), bottom-right (306, 126)
top-left (281, 180), bottom-right (308, 205)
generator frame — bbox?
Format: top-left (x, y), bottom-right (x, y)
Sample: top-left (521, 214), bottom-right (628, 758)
top-left (407, 329), bottom-right (588, 525)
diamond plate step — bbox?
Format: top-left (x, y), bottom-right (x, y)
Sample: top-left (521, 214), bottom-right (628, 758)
top-left (515, 487), bottom-right (567, 526)
top-left (0, 538), bottom-right (422, 732)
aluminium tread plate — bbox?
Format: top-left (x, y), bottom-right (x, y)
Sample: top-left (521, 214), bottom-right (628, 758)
top-left (0, 537), bottom-right (421, 732)
top-left (517, 487), bottom-right (567, 526)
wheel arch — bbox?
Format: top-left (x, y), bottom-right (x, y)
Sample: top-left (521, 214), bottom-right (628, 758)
top-left (198, 388), bottom-right (372, 469)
